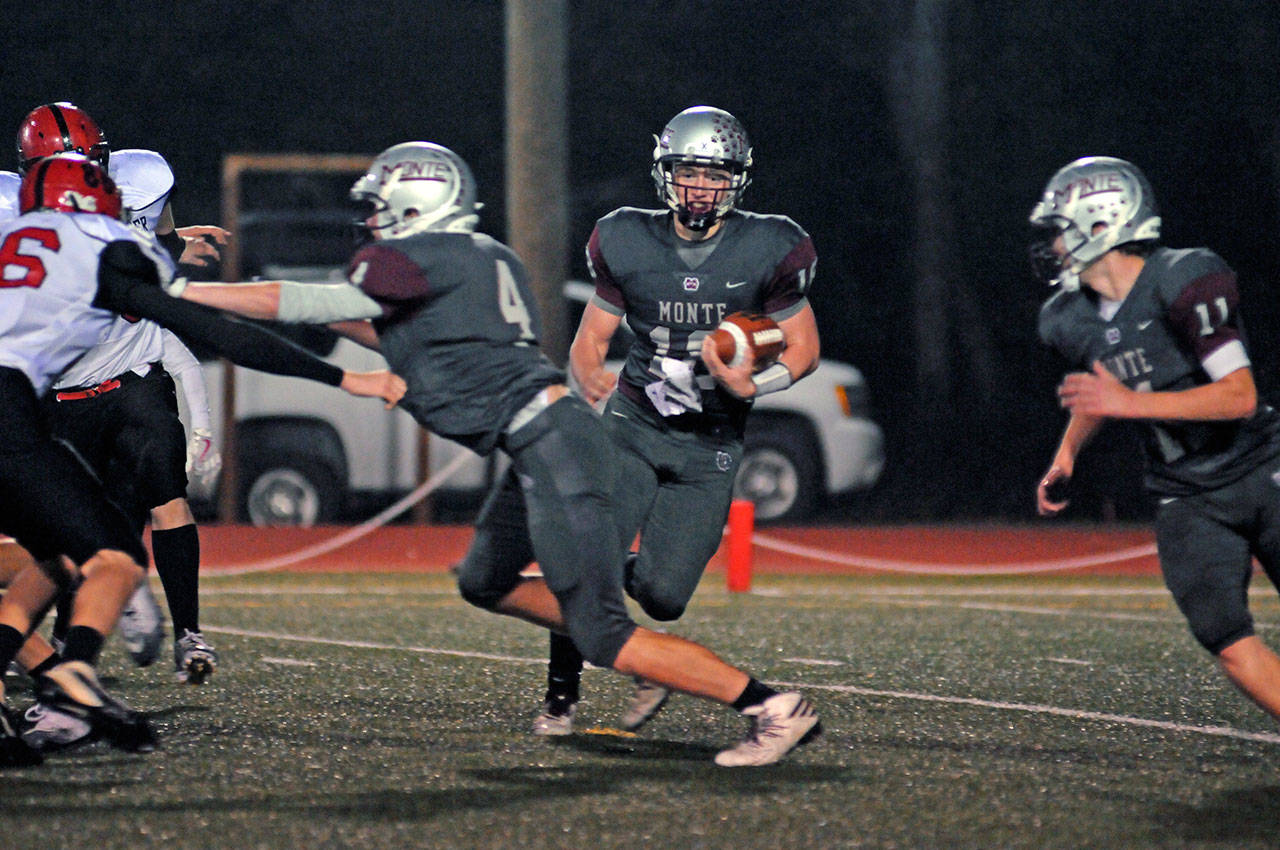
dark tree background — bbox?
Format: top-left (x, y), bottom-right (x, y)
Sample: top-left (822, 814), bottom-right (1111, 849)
top-left (5, 0), bottom-right (1279, 522)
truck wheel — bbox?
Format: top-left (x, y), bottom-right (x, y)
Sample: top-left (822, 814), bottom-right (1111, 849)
top-left (734, 424), bottom-right (821, 523)
top-left (240, 457), bottom-right (341, 527)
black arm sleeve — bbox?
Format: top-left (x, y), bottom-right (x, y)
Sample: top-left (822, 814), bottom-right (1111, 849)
top-left (156, 228), bottom-right (185, 263)
top-left (95, 241), bottom-right (345, 387)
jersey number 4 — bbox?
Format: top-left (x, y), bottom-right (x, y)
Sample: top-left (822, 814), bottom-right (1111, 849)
top-left (496, 259), bottom-right (535, 341)
top-left (0, 228), bottom-right (61, 289)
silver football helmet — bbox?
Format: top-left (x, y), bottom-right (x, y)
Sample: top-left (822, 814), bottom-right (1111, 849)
top-left (350, 142), bottom-right (480, 239)
top-left (1028, 156), bottom-right (1161, 289)
top-left (651, 106), bottom-right (753, 232)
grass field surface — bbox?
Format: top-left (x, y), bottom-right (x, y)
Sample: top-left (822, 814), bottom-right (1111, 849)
top-left (3, 567), bottom-right (1278, 849)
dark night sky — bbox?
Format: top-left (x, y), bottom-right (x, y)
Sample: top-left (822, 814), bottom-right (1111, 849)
top-left (6, 1), bottom-right (1279, 521)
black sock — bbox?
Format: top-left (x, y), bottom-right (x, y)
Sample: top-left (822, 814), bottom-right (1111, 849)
top-left (28, 653), bottom-right (61, 699)
top-left (27, 653), bottom-right (60, 679)
top-left (731, 678), bottom-right (778, 712)
top-left (50, 590), bottom-right (74, 643)
top-left (61, 626), bottom-right (105, 666)
top-left (152, 524), bottom-right (200, 634)
top-left (0, 624), bottom-right (24, 674)
top-left (547, 632), bottom-right (583, 702)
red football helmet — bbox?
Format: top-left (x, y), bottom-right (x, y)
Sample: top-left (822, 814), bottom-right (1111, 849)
top-left (19, 153), bottom-right (123, 219)
top-left (16, 102), bottom-right (110, 174)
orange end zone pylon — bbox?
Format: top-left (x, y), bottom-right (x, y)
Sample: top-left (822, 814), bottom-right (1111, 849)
top-left (727, 499), bottom-right (754, 592)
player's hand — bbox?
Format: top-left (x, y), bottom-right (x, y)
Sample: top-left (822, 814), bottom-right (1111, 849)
top-left (701, 334), bottom-right (757, 399)
top-left (176, 226), bottom-right (231, 267)
top-left (185, 428), bottom-right (222, 495)
top-left (577, 367), bottom-right (618, 405)
top-left (1057, 361), bottom-right (1130, 417)
top-left (341, 370), bottom-right (406, 408)
top-left (1036, 464), bottom-right (1072, 516)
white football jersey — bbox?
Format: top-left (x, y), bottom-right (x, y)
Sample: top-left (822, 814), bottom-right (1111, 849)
top-left (0, 210), bottom-right (172, 395)
top-left (51, 149), bottom-right (176, 387)
top-left (0, 171), bottom-right (19, 223)
top-left (0, 150), bottom-right (173, 230)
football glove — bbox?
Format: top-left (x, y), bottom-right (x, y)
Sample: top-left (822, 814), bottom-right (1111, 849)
top-left (185, 428), bottom-right (222, 495)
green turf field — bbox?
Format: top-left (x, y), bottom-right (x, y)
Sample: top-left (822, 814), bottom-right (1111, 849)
top-left (3, 571), bottom-right (1278, 849)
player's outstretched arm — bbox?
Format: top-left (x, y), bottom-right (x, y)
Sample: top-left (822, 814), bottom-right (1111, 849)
top-left (169, 279), bottom-right (381, 324)
top-left (99, 241), bottom-right (356, 391)
top-left (174, 225), bottom-right (230, 267)
top-left (341, 370), bottom-right (405, 409)
top-left (329, 320), bottom-right (382, 352)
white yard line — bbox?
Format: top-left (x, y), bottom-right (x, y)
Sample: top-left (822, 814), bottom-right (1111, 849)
top-left (769, 680), bottom-right (1280, 745)
top-left (203, 625), bottom-right (548, 665)
top-left (202, 624), bottom-right (1280, 746)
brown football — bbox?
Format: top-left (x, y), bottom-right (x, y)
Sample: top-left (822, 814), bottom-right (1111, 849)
top-left (710, 312), bottom-right (785, 369)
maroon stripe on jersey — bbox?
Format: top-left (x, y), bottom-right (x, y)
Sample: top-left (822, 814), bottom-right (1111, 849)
top-left (585, 225), bottom-right (625, 311)
top-left (349, 243), bottom-right (431, 326)
top-left (1167, 270), bottom-right (1243, 364)
top-left (761, 235), bottom-right (817, 315)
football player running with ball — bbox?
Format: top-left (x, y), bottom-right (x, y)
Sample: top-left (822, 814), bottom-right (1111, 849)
top-left (0, 154), bottom-right (402, 764)
top-left (528, 106), bottom-right (821, 735)
top-left (1033, 156), bottom-right (1280, 724)
top-left (173, 141), bottom-right (823, 766)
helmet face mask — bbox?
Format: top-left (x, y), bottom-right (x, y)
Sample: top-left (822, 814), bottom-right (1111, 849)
top-left (652, 106), bottom-right (752, 232)
top-left (18, 152), bottom-right (123, 220)
top-left (349, 142), bottom-right (480, 240)
top-left (17, 102), bottom-right (110, 175)
top-left (1028, 156), bottom-right (1161, 288)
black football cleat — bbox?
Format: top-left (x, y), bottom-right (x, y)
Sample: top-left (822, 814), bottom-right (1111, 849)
top-left (39, 661), bottom-right (157, 753)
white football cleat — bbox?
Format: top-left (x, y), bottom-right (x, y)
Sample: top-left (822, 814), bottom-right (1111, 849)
top-left (174, 629), bottom-right (218, 684)
top-left (118, 580), bottom-right (165, 667)
top-left (714, 692), bottom-right (821, 767)
top-left (619, 678), bottom-right (670, 732)
top-left (531, 696), bottom-right (576, 736)
top-left (20, 701), bottom-right (94, 752)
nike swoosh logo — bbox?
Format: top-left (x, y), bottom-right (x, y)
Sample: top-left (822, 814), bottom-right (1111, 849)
top-left (1138, 321), bottom-right (1153, 330)
top-left (1159, 496), bottom-right (1177, 505)
top-left (725, 280), bottom-right (748, 289)
top-left (609, 410), bottom-right (629, 419)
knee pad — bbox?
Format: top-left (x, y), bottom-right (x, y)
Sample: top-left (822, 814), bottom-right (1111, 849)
top-left (455, 562), bottom-right (499, 610)
top-left (1178, 591), bottom-right (1254, 655)
top-left (555, 580), bottom-right (635, 668)
top-left (131, 423), bottom-right (188, 510)
top-left (635, 589), bottom-right (687, 623)
top-left (454, 555), bottom-right (519, 611)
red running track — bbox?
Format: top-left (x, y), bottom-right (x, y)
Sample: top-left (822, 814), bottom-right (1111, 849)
top-left (186, 524), bottom-right (1161, 577)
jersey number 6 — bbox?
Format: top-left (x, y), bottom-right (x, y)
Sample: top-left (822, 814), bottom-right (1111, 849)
top-left (0, 227), bottom-right (61, 289)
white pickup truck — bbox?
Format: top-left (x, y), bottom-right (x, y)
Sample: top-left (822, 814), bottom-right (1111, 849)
top-left (190, 274), bottom-right (884, 525)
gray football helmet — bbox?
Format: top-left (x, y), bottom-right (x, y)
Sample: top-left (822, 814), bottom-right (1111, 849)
top-left (350, 142), bottom-right (480, 239)
top-left (1028, 156), bottom-right (1161, 289)
top-left (651, 106), bottom-right (753, 232)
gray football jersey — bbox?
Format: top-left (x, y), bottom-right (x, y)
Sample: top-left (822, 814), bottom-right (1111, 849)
top-left (586, 207), bottom-right (816, 427)
top-left (1039, 246), bottom-right (1280, 495)
top-left (351, 230), bottom-right (564, 455)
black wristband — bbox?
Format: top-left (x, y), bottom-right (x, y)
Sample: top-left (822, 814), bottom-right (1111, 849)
top-left (157, 228), bottom-right (185, 263)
